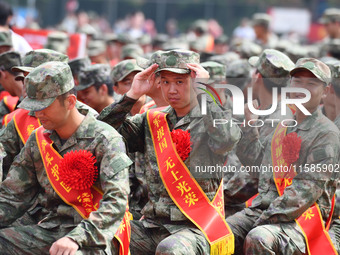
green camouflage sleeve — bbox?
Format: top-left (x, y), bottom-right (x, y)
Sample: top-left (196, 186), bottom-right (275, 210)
top-left (0, 119), bottom-right (23, 179)
top-left (236, 125), bottom-right (266, 167)
top-left (66, 134), bottom-right (131, 248)
top-left (202, 99), bottom-right (242, 155)
top-left (0, 135), bottom-right (39, 226)
top-left (0, 100), bottom-right (11, 129)
top-left (255, 130), bottom-right (340, 226)
top-left (98, 95), bottom-right (146, 153)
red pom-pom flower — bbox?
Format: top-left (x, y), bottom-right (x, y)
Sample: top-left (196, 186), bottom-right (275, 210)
top-left (171, 129), bottom-right (192, 162)
top-left (59, 150), bottom-right (98, 217)
top-left (59, 150), bottom-right (98, 190)
top-left (282, 132), bottom-right (302, 165)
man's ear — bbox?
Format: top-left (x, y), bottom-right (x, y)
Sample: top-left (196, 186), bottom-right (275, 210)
top-left (66, 94), bottom-right (77, 110)
top-left (99, 84), bottom-right (108, 95)
top-left (329, 84), bottom-right (335, 94)
top-left (323, 84), bottom-right (330, 96)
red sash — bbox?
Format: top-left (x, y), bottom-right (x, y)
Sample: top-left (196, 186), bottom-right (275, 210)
top-left (271, 124), bottom-right (338, 255)
top-left (12, 109), bottom-right (40, 144)
top-left (35, 126), bottom-right (131, 255)
top-left (3, 95), bottom-right (19, 112)
top-left (147, 109), bottom-right (234, 255)
top-left (3, 109), bottom-right (17, 126)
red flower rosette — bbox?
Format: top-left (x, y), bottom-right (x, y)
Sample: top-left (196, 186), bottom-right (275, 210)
top-left (282, 132), bottom-right (302, 165)
top-left (59, 150), bottom-right (98, 217)
top-left (171, 129), bottom-right (192, 162)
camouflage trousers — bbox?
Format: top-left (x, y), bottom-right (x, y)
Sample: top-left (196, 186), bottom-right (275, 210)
top-left (130, 220), bottom-right (210, 254)
top-left (226, 208), bottom-right (306, 255)
top-left (329, 219), bottom-right (340, 253)
top-left (0, 224), bottom-right (116, 255)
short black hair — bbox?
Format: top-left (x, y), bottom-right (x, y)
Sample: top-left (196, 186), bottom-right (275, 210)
top-left (93, 80), bottom-right (114, 96)
top-left (0, 1), bottom-right (13, 26)
top-left (57, 88), bottom-right (77, 106)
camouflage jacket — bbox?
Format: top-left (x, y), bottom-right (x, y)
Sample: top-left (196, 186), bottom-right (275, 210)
top-left (248, 109), bottom-right (339, 226)
top-left (0, 113), bottom-right (132, 249)
top-left (236, 102), bottom-right (293, 166)
top-left (98, 94), bottom-right (241, 222)
top-left (0, 97), bottom-right (21, 129)
top-left (0, 101), bottom-right (99, 180)
top-left (334, 114), bottom-right (340, 129)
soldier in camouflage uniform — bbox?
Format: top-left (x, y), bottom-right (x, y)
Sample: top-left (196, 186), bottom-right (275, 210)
top-left (251, 13), bottom-right (278, 49)
top-left (98, 49), bottom-right (241, 254)
top-left (0, 51), bottom-right (23, 127)
top-left (44, 31), bottom-right (69, 55)
top-left (111, 59), bottom-right (145, 115)
top-left (76, 64), bottom-right (114, 113)
top-left (227, 58), bottom-right (339, 254)
top-left (0, 61), bottom-right (132, 255)
top-left (327, 60), bottom-right (340, 253)
top-left (236, 49), bottom-right (295, 166)
top-left (68, 57), bottom-right (91, 86)
top-left (0, 30), bottom-right (12, 54)
top-left (0, 49), bottom-right (98, 180)
top-left (87, 40), bottom-right (108, 65)
top-left (120, 43), bottom-right (144, 60)
top-left (319, 8), bottom-right (340, 57)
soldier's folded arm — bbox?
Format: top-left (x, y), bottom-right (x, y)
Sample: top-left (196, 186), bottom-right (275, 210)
top-left (98, 94), bottom-right (146, 153)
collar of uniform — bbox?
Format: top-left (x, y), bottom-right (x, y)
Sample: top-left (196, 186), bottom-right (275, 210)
top-left (48, 113), bottom-right (96, 151)
top-left (334, 114), bottom-right (340, 129)
top-left (293, 108), bottom-right (321, 131)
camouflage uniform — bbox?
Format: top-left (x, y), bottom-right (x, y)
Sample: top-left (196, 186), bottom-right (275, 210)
top-left (87, 40), bottom-right (106, 57)
top-left (77, 64), bottom-right (112, 91)
top-left (227, 58), bottom-right (340, 255)
top-left (0, 62), bottom-right (132, 255)
top-left (0, 30), bottom-right (13, 48)
top-left (98, 49), bottom-right (241, 254)
top-left (0, 51), bottom-right (22, 127)
top-left (251, 13), bottom-right (278, 49)
top-left (226, 50), bottom-right (295, 218)
top-left (120, 44), bottom-right (144, 60)
top-left (68, 57), bottom-right (91, 84)
top-left (44, 31), bottom-right (69, 55)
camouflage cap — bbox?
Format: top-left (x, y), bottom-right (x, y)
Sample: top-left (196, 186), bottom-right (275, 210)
top-left (12, 49), bottom-right (69, 73)
top-left (68, 57), bottom-right (91, 76)
top-left (137, 49), bottom-right (200, 74)
top-left (77, 64), bottom-right (111, 91)
top-left (201, 61), bottom-right (226, 83)
top-left (111, 59), bottom-right (143, 84)
top-left (226, 59), bottom-right (251, 78)
top-left (226, 59), bottom-right (252, 90)
top-left (0, 31), bottom-right (12, 47)
top-left (235, 40), bottom-right (262, 59)
top-left (162, 38), bottom-right (189, 51)
top-left (325, 39), bottom-right (340, 56)
top-left (115, 34), bottom-right (134, 45)
top-left (319, 8), bottom-right (340, 24)
top-left (290, 58), bottom-right (331, 85)
top-left (78, 24), bottom-right (97, 36)
top-left (325, 60), bottom-right (340, 91)
top-left (45, 31), bottom-right (69, 54)
top-left (138, 34), bottom-right (152, 45)
top-left (249, 49), bottom-right (294, 86)
top-left (18, 61), bottom-right (74, 111)
top-left (87, 40), bottom-right (106, 57)
top-left (152, 34), bottom-right (169, 48)
top-left (208, 52), bottom-right (240, 67)
top-left (121, 44), bottom-right (144, 60)
top-left (191, 19), bottom-right (209, 33)
top-left (215, 34), bottom-right (229, 45)
top-left (252, 13), bottom-right (271, 27)
top-left (0, 51), bottom-right (21, 71)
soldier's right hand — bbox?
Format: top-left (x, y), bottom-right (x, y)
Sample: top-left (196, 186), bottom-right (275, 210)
top-left (126, 63), bottom-right (159, 100)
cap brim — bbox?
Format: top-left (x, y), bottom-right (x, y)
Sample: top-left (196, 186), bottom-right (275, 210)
top-left (18, 97), bottom-right (56, 111)
top-left (248, 56), bottom-right (259, 67)
top-left (156, 68), bottom-right (190, 74)
top-left (290, 67), bottom-right (325, 83)
top-left (11, 66), bottom-right (34, 73)
top-left (116, 68), bottom-right (143, 83)
top-left (76, 83), bottom-right (93, 91)
top-left (136, 57), bottom-right (150, 69)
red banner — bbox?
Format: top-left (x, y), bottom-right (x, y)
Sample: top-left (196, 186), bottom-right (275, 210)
top-left (12, 27), bottom-right (87, 60)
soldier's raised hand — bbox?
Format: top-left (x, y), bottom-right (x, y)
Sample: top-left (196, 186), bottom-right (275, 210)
top-left (126, 64), bottom-right (159, 100)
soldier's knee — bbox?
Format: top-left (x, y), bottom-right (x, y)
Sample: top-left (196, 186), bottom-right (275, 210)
top-left (155, 237), bottom-right (195, 255)
top-left (245, 226), bottom-right (276, 249)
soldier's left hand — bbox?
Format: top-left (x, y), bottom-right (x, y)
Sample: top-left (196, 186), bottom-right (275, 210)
top-left (49, 236), bottom-right (79, 255)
